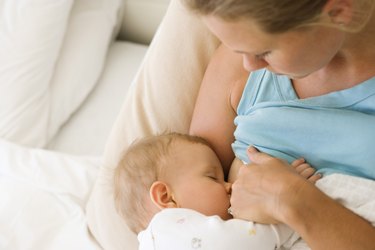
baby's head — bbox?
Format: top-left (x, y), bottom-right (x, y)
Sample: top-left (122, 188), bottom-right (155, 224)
top-left (114, 132), bottom-right (232, 234)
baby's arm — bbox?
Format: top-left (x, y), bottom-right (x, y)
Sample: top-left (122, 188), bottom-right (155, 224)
top-left (139, 208), bottom-right (293, 250)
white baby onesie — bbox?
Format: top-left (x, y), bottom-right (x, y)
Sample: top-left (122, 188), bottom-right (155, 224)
top-left (138, 208), bottom-right (295, 250)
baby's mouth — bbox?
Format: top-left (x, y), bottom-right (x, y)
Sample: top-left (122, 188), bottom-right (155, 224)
top-left (227, 206), bottom-right (233, 216)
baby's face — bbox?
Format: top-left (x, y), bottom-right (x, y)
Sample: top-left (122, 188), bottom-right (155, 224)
top-left (166, 141), bottom-right (232, 220)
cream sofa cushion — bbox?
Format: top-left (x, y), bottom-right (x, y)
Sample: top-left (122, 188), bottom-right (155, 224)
top-left (119, 0), bottom-right (170, 44)
top-left (86, 0), bottom-right (220, 249)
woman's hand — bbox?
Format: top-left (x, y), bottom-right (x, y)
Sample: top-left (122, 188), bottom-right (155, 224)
top-left (230, 147), bottom-right (315, 223)
top-left (231, 147), bottom-right (375, 250)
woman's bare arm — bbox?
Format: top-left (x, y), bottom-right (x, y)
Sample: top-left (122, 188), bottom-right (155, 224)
top-left (189, 44), bottom-right (248, 175)
top-left (286, 177), bottom-right (375, 250)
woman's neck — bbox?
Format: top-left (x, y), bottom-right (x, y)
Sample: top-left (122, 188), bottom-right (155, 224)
top-left (338, 7), bottom-right (375, 68)
top-left (293, 10), bottom-right (375, 99)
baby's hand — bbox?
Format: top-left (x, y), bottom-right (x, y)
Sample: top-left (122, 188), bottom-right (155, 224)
top-left (291, 158), bottom-right (321, 184)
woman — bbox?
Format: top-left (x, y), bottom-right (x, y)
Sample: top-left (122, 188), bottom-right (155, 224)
top-left (187, 0), bottom-right (375, 249)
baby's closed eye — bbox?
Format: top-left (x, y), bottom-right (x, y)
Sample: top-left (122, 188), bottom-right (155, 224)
top-left (206, 174), bottom-right (218, 181)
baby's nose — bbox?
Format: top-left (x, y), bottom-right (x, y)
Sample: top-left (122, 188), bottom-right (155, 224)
top-left (225, 182), bottom-right (232, 194)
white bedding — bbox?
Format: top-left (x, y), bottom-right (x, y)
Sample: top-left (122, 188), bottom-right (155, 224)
top-left (0, 138), bottom-right (100, 249)
top-left (0, 41), bottom-right (149, 250)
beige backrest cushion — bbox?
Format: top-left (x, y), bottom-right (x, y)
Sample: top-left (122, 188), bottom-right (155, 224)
top-left (85, 0), bottom-right (220, 249)
top-left (119, 0), bottom-right (171, 44)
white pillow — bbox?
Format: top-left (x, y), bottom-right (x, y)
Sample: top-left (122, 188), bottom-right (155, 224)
top-left (47, 0), bottom-right (124, 142)
top-left (86, 0), bottom-right (220, 249)
top-left (0, 0), bottom-right (73, 147)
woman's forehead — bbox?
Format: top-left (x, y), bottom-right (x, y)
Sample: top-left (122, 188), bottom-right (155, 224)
top-left (202, 15), bottom-right (279, 52)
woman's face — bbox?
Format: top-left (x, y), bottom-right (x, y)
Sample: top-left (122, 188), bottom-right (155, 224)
top-left (203, 15), bottom-right (345, 79)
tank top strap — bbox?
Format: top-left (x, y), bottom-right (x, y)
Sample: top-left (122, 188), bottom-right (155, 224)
top-left (238, 69), bottom-right (375, 114)
top-left (237, 69), bottom-right (296, 115)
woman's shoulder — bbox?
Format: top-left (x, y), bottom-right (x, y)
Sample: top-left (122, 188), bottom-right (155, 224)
top-left (230, 68), bottom-right (250, 111)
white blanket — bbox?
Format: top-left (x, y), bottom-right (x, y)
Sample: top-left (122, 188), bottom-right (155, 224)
top-left (316, 173), bottom-right (375, 226)
top-left (0, 139), bottom-right (101, 249)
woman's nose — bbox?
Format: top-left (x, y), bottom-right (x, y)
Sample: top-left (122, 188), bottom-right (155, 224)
top-left (242, 54), bottom-right (268, 72)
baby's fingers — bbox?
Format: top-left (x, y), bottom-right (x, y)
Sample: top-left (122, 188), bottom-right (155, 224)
top-left (307, 173), bottom-right (322, 184)
top-left (295, 163), bottom-right (316, 177)
top-left (292, 158), bottom-right (314, 175)
top-left (291, 158), bottom-right (306, 168)
top-left (291, 158), bottom-right (322, 183)
top-left (295, 162), bottom-right (322, 183)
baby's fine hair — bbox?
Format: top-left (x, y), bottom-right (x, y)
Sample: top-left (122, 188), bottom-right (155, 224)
top-left (114, 132), bottom-right (212, 234)
top-left (183, 0), bottom-right (374, 33)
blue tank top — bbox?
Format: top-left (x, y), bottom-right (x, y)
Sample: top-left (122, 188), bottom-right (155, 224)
top-left (232, 69), bottom-right (375, 179)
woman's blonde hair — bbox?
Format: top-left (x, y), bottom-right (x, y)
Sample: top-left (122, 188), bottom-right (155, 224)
top-left (183, 0), bottom-right (374, 33)
top-left (114, 132), bottom-right (212, 234)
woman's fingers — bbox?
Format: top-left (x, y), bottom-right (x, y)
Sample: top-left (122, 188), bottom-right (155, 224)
top-left (246, 146), bottom-right (283, 164)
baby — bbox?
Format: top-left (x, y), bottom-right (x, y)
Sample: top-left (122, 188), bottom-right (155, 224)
top-left (114, 132), bottom-right (318, 250)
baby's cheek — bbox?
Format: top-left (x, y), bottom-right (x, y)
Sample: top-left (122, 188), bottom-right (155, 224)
top-left (217, 195), bottom-right (231, 220)
top-left (202, 195), bottom-right (226, 216)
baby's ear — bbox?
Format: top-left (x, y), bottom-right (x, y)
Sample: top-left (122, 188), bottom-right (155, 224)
top-left (149, 181), bottom-right (177, 210)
